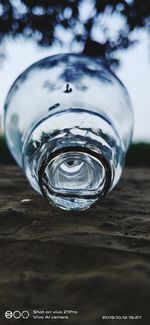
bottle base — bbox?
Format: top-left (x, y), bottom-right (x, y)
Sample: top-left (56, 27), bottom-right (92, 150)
top-left (38, 147), bottom-right (111, 211)
top-left (22, 108), bottom-right (125, 211)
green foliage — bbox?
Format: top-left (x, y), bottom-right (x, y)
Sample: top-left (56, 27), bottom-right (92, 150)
top-left (0, 0), bottom-right (149, 67)
top-left (125, 142), bottom-right (150, 167)
top-left (0, 135), bottom-right (15, 164)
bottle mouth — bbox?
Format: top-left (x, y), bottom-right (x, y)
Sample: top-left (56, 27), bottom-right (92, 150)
top-left (39, 147), bottom-right (111, 210)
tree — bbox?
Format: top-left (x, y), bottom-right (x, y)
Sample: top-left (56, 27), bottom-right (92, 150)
top-left (0, 0), bottom-right (149, 67)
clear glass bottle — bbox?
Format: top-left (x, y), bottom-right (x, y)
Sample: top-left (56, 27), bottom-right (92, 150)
top-left (4, 54), bottom-right (133, 210)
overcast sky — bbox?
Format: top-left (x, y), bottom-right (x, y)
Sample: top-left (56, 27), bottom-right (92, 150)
top-left (0, 31), bottom-right (149, 142)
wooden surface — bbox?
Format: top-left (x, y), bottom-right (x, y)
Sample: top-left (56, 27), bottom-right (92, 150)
top-left (0, 165), bottom-right (150, 324)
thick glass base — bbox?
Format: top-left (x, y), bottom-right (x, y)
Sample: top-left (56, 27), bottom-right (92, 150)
top-left (39, 147), bottom-right (111, 210)
top-left (22, 108), bottom-right (125, 211)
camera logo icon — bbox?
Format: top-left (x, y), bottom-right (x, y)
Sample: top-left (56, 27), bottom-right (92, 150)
top-left (5, 310), bottom-right (29, 319)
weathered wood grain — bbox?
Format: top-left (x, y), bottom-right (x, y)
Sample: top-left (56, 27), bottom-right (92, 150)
top-left (0, 166), bottom-right (150, 324)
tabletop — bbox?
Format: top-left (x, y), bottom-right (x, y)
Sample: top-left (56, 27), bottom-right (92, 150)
top-left (0, 165), bottom-right (150, 324)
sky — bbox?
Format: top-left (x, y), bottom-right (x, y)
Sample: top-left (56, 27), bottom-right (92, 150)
top-left (0, 31), bottom-right (150, 142)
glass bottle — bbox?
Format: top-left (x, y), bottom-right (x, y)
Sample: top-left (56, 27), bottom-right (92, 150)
top-left (4, 54), bottom-right (133, 210)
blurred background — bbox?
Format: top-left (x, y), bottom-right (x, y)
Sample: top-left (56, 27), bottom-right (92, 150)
top-left (0, 0), bottom-right (150, 165)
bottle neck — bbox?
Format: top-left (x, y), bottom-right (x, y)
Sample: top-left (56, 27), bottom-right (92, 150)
top-left (22, 109), bottom-right (125, 210)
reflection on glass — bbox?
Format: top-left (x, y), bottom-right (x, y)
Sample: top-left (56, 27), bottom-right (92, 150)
top-left (4, 54), bottom-right (133, 210)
